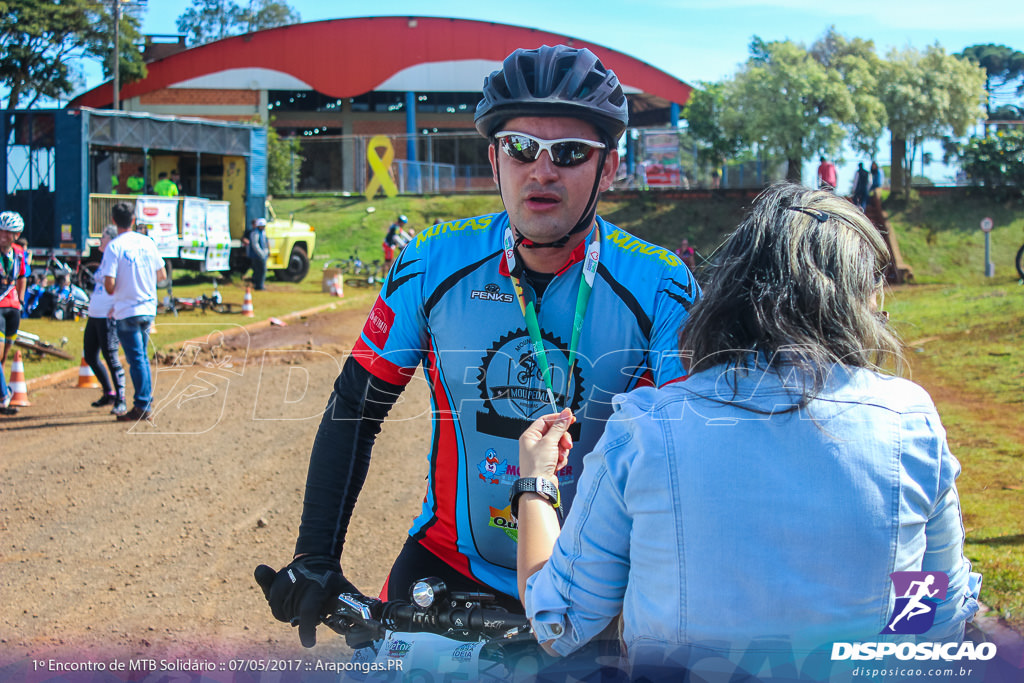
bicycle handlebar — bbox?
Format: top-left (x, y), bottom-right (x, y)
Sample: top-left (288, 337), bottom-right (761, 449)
top-left (323, 590), bottom-right (531, 644)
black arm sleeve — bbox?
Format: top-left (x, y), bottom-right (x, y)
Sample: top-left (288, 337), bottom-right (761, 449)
top-left (294, 355), bottom-right (406, 560)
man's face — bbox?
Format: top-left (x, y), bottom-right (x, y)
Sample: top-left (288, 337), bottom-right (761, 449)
top-left (0, 230), bottom-right (14, 251)
top-left (489, 116), bottom-right (618, 244)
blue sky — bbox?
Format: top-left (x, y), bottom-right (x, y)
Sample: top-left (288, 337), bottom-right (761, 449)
top-left (121, 0), bottom-right (1024, 87)
top-left (69, 1), bottom-right (1024, 186)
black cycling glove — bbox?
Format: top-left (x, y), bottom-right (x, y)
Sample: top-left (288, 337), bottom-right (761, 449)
top-left (254, 555), bottom-right (359, 647)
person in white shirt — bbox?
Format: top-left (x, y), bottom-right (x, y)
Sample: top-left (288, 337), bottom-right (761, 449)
top-left (98, 202), bottom-right (166, 422)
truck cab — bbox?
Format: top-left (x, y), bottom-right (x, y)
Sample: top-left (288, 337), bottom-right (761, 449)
top-left (263, 200), bottom-right (314, 282)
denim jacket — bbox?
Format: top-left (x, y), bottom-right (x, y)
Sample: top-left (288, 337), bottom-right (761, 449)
top-left (525, 362), bottom-right (980, 671)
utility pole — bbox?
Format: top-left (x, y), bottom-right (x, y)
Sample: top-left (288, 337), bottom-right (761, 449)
top-left (113, 0), bottom-right (121, 110)
top-left (111, 0), bottom-right (147, 111)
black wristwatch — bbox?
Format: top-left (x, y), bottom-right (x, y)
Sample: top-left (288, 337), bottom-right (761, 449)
top-left (510, 477), bottom-right (561, 520)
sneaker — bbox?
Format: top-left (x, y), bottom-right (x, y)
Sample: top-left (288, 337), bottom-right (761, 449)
top-left (111, 402), bottom-right (128, 416)
top-left (116, 405), bottom-right (152, 422)
top-left (92, 394), bottom-right (117, 408)
top-left (0, 405), bottom-right (17, 416)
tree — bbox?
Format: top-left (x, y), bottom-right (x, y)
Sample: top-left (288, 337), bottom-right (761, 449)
top-left (878, 45), bottom-right (987, 196)
top-left (810, 27), bottom-right (887, 159)
top-left (681, 81), bottom-right (742, 173)
top-left (266, 122), bottom-right (302, 196)
top-left (724, 38), bottom-right (855, 182)
top-left (239, 0), bottom-right (300, 34)
top-left (957, 44), bottom-right (1024, 130)
top-left (176, 0), bottom-right (300, 47)
top-left (88, 1), bottom-right (148, 92)
top-left (960, 129), bottom-right (1024, 198)
top-left (1, 0), bottom-right (144, 109)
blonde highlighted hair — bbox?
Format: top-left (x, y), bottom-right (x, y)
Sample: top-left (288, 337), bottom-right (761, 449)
top-left (681, 182), bottom-right (904, 399)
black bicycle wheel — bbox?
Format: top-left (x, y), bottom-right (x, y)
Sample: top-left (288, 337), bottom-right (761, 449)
top-left (1016, 243), bottom-right (1024, 281)
top-left (345, 277), bottom-right (371, 289)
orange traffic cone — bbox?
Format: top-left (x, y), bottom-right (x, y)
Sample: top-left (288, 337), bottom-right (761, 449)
top-left (77, 354), bottom-right (102, 389)
top-left (241, 286), bottom-right (254, 317)
top-left (8, 350), bottom-right (30, 407)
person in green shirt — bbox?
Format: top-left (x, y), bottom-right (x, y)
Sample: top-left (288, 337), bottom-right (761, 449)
top-left (126, 167), bottom-right (145, 194)
top-left (154, 171), bottom-right (179, 197)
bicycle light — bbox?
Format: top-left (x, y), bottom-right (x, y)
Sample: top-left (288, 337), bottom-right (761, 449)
top-left (411, 577), bottom-right (447, 608)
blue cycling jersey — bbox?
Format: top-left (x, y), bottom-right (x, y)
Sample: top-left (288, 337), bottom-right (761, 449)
top-left (352, 211), bottom-right (700, 597)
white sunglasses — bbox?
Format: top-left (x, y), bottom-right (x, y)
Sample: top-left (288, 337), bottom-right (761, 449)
top-left (494, 131), bottom-right (606, 167)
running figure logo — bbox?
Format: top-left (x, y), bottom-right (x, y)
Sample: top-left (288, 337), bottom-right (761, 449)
top-left (883, 571), bottom-right (949, 634)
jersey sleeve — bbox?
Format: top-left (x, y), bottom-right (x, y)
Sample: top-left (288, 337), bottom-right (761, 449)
top-left (350, 239), bottom-right (429, 385)
top-left (651, 260), bottom-right (701, 386)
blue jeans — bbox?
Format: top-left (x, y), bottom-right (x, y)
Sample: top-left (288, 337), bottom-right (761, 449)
top-left (116, 315), bottom-right (154, 411)
top-left (0, 357), bottom-right (8, 406)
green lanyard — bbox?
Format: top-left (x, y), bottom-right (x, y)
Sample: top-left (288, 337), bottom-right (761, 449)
top-left (502, 225), bottom-right (600, 412)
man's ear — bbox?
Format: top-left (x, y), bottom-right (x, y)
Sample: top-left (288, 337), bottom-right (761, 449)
top-left (488, 143), bottom-right (499, 185)
top-left (598, 148), bottom-right (620, 193)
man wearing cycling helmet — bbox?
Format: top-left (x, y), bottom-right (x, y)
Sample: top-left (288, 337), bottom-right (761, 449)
top-left (1, 211), bottom-right (30, 415)
top-left (257, 45), bottom-right (700, 648)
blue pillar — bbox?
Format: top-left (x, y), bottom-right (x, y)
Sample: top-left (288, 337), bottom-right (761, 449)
top-left (405, 91), bottom-right (417, 161)
top-left (670, 102), bottom-right (680, 127)
top-left (626, 133), bottom-right (635, 178)
top-left (405, 91), bottom-right (419, 191)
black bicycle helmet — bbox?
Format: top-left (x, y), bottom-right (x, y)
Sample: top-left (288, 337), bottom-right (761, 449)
top-left (475, 45), bottom-right (628, 142)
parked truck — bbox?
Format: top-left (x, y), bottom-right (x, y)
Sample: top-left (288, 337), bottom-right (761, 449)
top-left (0, 107), bottom-right (314, 284)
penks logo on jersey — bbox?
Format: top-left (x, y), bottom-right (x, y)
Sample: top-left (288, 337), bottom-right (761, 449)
top-left (470, 282), bottom-right (514, 304)
top-left (882, 571), bottom-right (949, 634)
top-left (475, 329), bottom-right (584, 440)
top-left (363, 298), bottom-right (396, 349)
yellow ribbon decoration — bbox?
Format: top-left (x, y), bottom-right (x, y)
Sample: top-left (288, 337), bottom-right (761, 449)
top-left (364, 135), bottom-right (399, 199)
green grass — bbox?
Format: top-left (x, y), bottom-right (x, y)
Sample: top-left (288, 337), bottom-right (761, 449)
top-left (886, 278), bottom-right (1024, 630)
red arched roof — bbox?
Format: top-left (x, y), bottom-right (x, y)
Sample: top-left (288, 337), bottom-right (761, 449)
top-left (72, 16), bottom-right (692, 108)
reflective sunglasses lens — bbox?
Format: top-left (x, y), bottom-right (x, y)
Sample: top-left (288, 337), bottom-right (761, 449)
top-left (501, 135), bottom-right (541, 162)
top-left (551, 142), bottom-right (595, 167)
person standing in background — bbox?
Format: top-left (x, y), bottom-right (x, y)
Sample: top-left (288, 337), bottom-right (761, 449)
top-left (247, 218), bottom-right (269, 290)
top-left (870, 161), bottom-right (885, 194)
top-left (817, 156), bottom-right (838, 190)
top-left (154, 172), bottom-right (179, 197)
top-left (100, 202), bottom-right (166, 423)
top-left (0, 211), bottom-right (29, 416)
top-left (83, 225), bottom-right (127, 417)
top-left (675, 238), bottom-right (697, 271)
top-left (126, 166), bottom-right (145, 194)
top-left (852, 162), bottom-right (870, 210)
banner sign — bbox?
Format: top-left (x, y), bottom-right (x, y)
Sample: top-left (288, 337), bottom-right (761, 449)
top-left (135, 196), bottom-right (179, 257)
top-left (180, 197), bottom-right (209, 260)
top-left (205, 201), bottom-right (232, 272)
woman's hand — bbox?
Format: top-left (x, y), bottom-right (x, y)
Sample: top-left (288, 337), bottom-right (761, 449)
top-left (518, 408), bottom-right (575, 481)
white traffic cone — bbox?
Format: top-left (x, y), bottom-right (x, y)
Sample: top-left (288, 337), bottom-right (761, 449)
top-left (77, 354), bottom-right (102, 389)
top-left (8, 351), bottom-right (30, 407)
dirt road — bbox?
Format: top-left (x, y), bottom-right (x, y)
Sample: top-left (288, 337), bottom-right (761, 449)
top-left (1, 306), bottom-right (429, 668)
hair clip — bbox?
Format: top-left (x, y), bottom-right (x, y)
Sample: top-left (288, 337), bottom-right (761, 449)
top-left (786, 206), bottom-right (829, 223)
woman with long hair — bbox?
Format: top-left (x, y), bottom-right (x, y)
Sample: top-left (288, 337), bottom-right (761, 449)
top-left (516, 182), bottom-right (980, 678)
